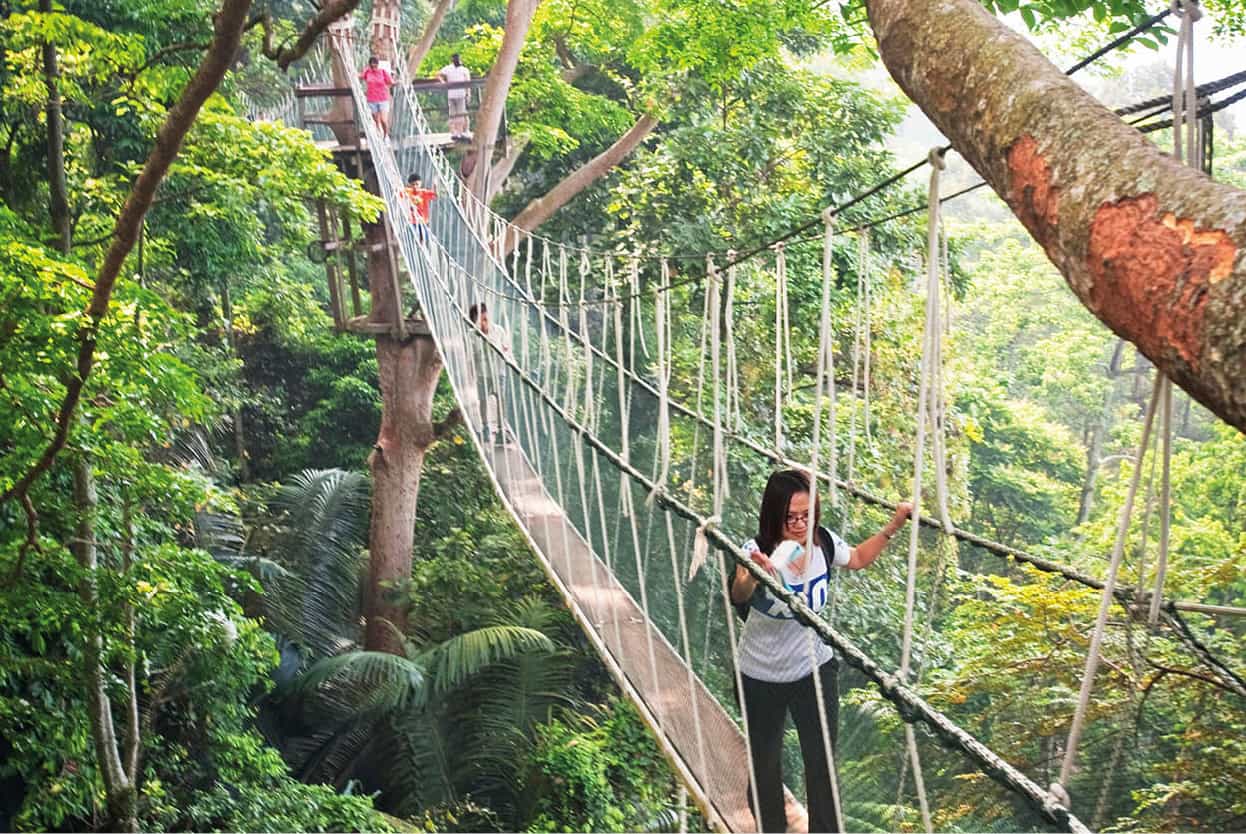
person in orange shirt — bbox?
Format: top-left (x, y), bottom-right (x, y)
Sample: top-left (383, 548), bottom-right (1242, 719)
top-left (401, 173), bottom-right (436, 244)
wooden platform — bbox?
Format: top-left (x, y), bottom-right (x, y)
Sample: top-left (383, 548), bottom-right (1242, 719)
top-left (313, 135), bottom-right (446, 154)
top-left (485, 443), bottom-right (808, 833)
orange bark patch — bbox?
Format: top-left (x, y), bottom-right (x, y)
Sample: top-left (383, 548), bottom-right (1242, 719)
top-left (1006, 135), bottom-right (1061, 240)
top-left (1087, 194), bottom-right (1236, 370)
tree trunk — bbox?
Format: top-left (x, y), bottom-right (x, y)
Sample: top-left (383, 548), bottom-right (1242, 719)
top-left (369, 0), bottom-right (401, 60)
top-left (469, 0), bottom-right (540, 198)
top-left (867, 0), bottom-right (1246, 434)
top-left (349, 6), bottom-right (447, 654)
top-left (40, 0), bottom-right (70, 252)
top-left (362, 216), bottom-right (442, 654)
top-left (506, 112), bottom-right (658, 248)
top-left (73, 453), bottom-right (137, 831)
top-left (405, 0), bottom-right (456, 74)
top-left (1076, 338), bottom-right (1126, 525)
top-left (43, 13), bottom-right (137, 825)
top-left (221, 279), bottom-right (248, 480)
top-left (487, 135), bottom-right (530, 202)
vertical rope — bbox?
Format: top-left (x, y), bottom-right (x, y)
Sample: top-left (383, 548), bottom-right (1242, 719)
top-left (806, 208), bottom-right (846, 834)
top-left (664, 511), bottom-right (710, 788)
top-left (630, 254), bottom-right (649, 359)
top-left (718, 552), bottom-right (762, 834)
top-left (611, 276), bottom-right (636, 522)
top-left (1148, 377), bottom-right (1174, 625)
top-left (708, 256), bottom-right (727, 513)
top-left (1171, 0), bottom-right (1201, 165)
top-left (558, 244), bottom-right (575, 411)
top-left (692, 257), bottom-right (725, 580)
top-left (650, 261), bottom-right (672, 500)
top-left (688, 272), bottom-right (713, 498)
top-left (896, 149), bottom-right (949, 834)
top-left (579, 250), bottom-right (595, 429)
top-left (773, 243), bottom-right (789, 451)
top-left (540, 242), bottom-right (554, 388)
top-left (929, 230), bottom-right (954, 535)
top-left (1055, 379), bottom-right (1164, 803)
top-left (1133, 422), bottom-right (1162, 604)
top-left (1147, 0), bottom-right (1197, 624)
top-left (725, 251), bottom-right (742, 433)
top-left (847, 232), bottom-right (868, 493)
top-left (820, 217), bottom-right (839, 510)
top-left (589, 447), bottom-right (626, 663)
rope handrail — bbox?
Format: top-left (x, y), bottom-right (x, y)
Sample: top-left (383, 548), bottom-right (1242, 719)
top-left (326, 30), bottom-right (1246, 832)
top-left (388, 4), bottom-right (1176, 266)
top-left (410, 196), bottom-right (1245, 627)
top-left (1114, 66), bottom-right (1246, 115)
top-left (361, 59), bottom-right (1246, 312)
top-left (462, 309), bottom-right (1092, 833)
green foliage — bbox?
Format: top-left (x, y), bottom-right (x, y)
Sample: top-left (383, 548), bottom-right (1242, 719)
top-left (629, 0), bottom-right (839, 89)
top-left (522, 699), bottom-right (687, 833)
top-left (0, 535), bottom-right (390, 832)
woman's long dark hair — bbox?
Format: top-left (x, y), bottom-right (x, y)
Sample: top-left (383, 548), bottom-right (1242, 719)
top-left (755, 469), bottom-right (821, 555)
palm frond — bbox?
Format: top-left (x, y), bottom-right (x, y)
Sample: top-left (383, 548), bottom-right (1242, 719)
top-left (286, 723), bottom-right (378, 786)
top-left (490, 595), bottom-right (562, 632)
top-left (171, 427), bottom-right (225, 475)
top-left (265, 468), bottom-right (370, 656)
top-left (638, 806), bottom-right (682, 833)
top-left (293, 650), bottom-right (428, 715)
top-left (415, 626), bottom-right (555, 698)
top-left (390, 709), bottom-right (463, 815)
top-left (275, 468), bottom-right (370, 568)
top-left (194, 509), bottom-right (246, 561)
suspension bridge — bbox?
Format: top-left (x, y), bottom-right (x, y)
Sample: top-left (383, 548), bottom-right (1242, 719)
top-left (247, 12), bottom-right (1246, 832)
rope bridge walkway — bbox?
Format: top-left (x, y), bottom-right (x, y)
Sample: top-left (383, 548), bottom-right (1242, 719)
top-left (250, 9), bottom-right (1244, 831)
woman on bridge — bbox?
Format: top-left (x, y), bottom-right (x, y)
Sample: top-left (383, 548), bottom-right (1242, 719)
top-left (730, 468), bottom-right (911, 832)
top-left (359, 56), bottom-right (395, 138)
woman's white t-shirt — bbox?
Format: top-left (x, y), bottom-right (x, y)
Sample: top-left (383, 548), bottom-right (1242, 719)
top-left (737, 532), bottom-right (850, 683)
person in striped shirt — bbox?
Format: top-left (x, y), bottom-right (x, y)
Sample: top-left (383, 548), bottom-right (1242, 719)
top-left (730, 468), bottom-right (912, 832)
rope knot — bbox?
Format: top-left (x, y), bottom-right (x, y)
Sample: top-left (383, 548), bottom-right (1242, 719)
top-left (821, 206), bottom-right (835, 225)
top-left (927, 147), bottom-right (947, 170)
top-left (1172, 0), bottom-right (1202, 19)
top-left (644, 484), bottom-right (666, 509)
top-left (689, 515), bottom-right (722, 581)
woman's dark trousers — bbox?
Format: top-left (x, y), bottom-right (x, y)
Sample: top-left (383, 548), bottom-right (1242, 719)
top-left (741, 660), bottom-right (840, 833)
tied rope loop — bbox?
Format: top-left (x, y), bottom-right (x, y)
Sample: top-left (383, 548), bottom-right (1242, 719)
top-left (647, 264), bottom-right (672, 507)
top-left (819, 208), bottom-right (840, 508)
top-left (772, 241), bottom-right (791, 451)
top-left (725, 249), bottom-right (741, 434)
top-left (689, 515), bottom-right (721, 582)
top-left (1171, 0), bottom-right (1202, 163)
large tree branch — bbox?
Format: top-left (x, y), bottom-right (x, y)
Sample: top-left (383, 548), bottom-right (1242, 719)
top-left (261, 0), bottom-right (363, 70)
top-left (405, 0), bottom-right (456, 73)
top-left (867, 0), bottom-right (1246, 433)
top-left (486, 134), bottom-right (530, 201)
top-left (505, 112), bottom-right (657, 250)
top-left (0, 0), bottom-right (255, 507)
top-left (469, 0), bottom-right (540, 198)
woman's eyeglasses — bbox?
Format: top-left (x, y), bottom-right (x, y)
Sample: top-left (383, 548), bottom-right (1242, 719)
top-left (785, 512), bottom-right (810, 527)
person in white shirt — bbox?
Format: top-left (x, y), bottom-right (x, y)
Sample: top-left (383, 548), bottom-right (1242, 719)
top-left (730, 468), bottom-right (912, 832)
top-left (438, 53), bottom-right (472, 139)
top-left (468, 302), bottom-right (510, 443)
